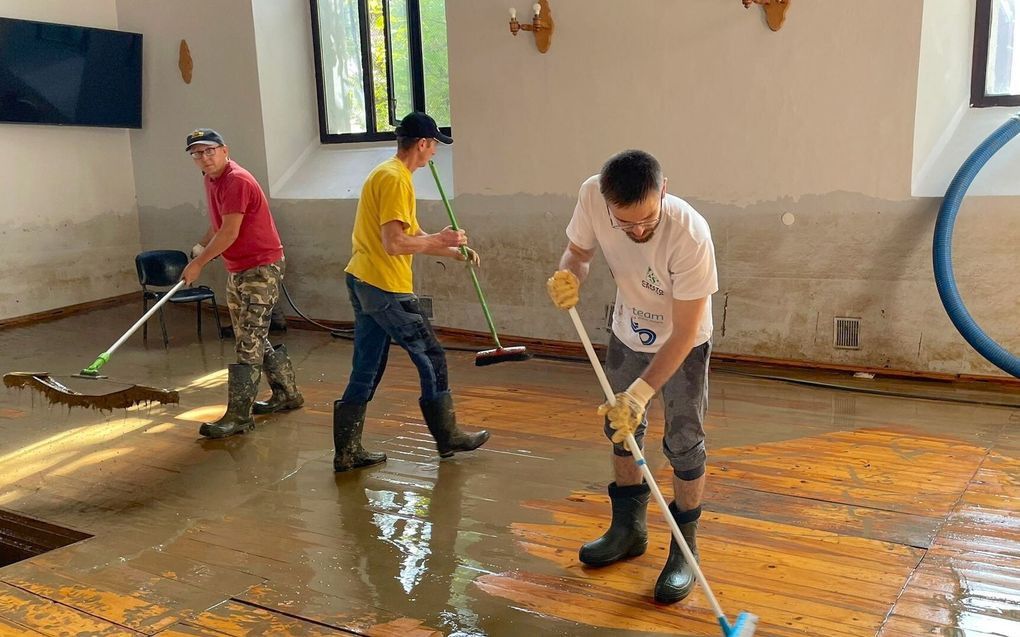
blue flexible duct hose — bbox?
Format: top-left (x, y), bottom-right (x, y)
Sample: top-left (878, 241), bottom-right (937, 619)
top-left (933, 114), bottom-right (1020, 378)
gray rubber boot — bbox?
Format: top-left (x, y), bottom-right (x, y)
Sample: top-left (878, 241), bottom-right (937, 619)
top-left (653, 502), bottom-right (700, 604)
top-left (333, 401), bottom-right (387, 472)
top-left (579, 481), bottom-right (650, 566)
top-left (253, 344), bottom-right (304, 414)
top-left (199, 364), bottom-right (261, 439)
top-left (419, 392), bottom-right (489, 458)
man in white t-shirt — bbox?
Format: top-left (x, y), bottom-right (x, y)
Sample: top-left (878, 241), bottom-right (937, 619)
top-left (547, 150), bottom-right (718, 604)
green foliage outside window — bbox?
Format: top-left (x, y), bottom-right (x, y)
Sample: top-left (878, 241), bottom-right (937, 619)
top-left (316, 0), bottom-right (449, 139)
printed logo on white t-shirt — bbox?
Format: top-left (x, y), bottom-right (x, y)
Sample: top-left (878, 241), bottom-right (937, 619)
top-left (632, 307), bottom-right (664, 323)
top-left (630, 317), bottom-right (657, 346)
top-left (641, 267), bottom-right (665, 296)
top-left (629, 306), bottom-right (663, 346)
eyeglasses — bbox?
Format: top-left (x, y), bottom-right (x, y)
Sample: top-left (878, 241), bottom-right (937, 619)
top-left (606, 193), bottom-right (664, 231)
top-left (188, 146), bottom-right (222, 159)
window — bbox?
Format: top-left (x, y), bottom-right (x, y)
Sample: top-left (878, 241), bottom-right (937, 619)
top-left (972, 0), bottom-right (1020, 106)
top-left (310, 0), bottom-right (451, 142)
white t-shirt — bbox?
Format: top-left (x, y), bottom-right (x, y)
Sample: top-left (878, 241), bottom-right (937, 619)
top-left (566, 175), bottom-right (718, 354)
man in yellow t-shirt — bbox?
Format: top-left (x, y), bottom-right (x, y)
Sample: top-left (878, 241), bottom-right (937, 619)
top-left (334, 112), bottom-right (490, 472)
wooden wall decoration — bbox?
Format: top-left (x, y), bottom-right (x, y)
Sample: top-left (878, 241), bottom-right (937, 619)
top-left (179, 40), bottom-right (193, 84)
top-left (743, 0), bottom-right (791, 32)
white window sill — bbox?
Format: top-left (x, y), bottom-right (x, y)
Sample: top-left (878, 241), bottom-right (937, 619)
top-left (913, 106), bottom-right (1020, 197)
top-left (270, 141), bottom-right (454, 201)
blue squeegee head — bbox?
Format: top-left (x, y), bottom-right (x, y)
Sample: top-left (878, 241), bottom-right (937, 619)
top-left (723, 612), bottom-right (759, 636)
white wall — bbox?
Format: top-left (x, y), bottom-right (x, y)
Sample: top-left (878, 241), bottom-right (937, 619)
top-left (117, 0), bottom-right (269, 278)
top-left (117, 0), bottom-right (266, 213)
top-left (450, 0), bottom-right (921, 204)
top-left (439, 0), bottom-right (1016, 376)
top-left (912, 0), bottom-right (974, 188)
top-left (0, 0), bottom-right (142, 320)
top-left (251, 0), bottom-right (319, 195)
top-left (80, 0), bottom-right (1017, 377)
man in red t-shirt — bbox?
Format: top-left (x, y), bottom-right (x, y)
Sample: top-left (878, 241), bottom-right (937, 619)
top-left (183, 128), bottom-right (304, 438)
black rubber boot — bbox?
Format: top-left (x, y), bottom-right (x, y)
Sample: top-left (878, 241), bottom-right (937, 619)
top-left (579, 481), bottom-right (650, 566)
top-left (253, 344), bottom-right (304, 414)
top-left (653, 502), bottom-right (700, 604)
top-left (333, 401), bottom-right (387, 472)
top-left (199, 364), bottom-right (261, 439)
top-left (419, 392), bottom-right (489, 458)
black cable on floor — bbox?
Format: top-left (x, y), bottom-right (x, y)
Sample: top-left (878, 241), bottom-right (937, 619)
top-left (279, 280), bottom-right (353, 339)
top-left (718, 369), bottom-right (1020, 409)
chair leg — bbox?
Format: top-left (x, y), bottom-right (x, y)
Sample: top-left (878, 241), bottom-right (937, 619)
top-left (212, 297), bottom-right (224, 340)
top-left (197, 300), bottom-right (203, 339)
top-left (159, 306), bottom-right (169, 349)
top-left (142, 297), bottom-right (149, 342)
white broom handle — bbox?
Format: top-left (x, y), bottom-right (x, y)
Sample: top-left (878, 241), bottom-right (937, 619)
top-left (106, 280), bottom-right (187, 356)
top-left (568, 307), bottom-right (615, 401)
top-left (566, 306), bottom-right (728, 621)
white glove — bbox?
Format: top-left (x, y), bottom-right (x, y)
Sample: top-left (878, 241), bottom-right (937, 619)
top-left (190, 243), bottom-right (205, 260)
top-left (597, 378), bottom-right (655, 446)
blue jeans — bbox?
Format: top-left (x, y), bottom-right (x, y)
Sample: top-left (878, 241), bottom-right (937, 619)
top-left (341, 274), bottom-right (449, 404)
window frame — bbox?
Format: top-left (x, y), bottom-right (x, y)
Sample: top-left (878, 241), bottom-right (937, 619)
top-left (309, 0), bottom-right (451, 143)
top-left (972, 0), bottom-right (1020, 107)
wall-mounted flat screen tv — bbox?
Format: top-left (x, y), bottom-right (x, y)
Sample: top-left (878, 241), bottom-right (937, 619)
top-left (0, 17), bottom-right (142, 128)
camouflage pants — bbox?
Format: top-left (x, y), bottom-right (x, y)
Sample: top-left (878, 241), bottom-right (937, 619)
top-left (226, 259), bottom-right (284, 365)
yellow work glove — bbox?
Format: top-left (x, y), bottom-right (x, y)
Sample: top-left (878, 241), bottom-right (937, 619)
top-left (546, 269), bottom-right (580, 310)
top-left (597, 378), bottom-right (655, 446)
top-left (457, 247), bottom-right (480, 267)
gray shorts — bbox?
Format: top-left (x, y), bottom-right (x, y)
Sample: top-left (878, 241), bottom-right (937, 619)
top-left (604, 334), bottom-right (711, 479)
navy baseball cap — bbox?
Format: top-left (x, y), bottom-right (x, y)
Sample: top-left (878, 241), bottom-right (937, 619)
top-left (395, 112), bottom-right (452, 144)
top-left (185, 128), bottom-right (226, 150)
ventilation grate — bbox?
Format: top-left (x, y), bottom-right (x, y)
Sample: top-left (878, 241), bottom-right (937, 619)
top-left (833, 317), bottom-right (861, 349)
top-left (418, 295), bottom-right (434, 320)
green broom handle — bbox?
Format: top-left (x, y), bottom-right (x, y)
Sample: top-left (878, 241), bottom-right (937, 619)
top-left (428, 161), bottom-right (503, 349)
top-left (81, 280), bottom-right (188, 376)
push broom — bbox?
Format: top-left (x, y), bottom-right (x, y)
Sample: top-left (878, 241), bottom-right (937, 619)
top-left (428, 160), bottom-right (530, 367)
top-left (564, 306), bottom-right (758, 637)
top-left (4, 281), bottom-right (184, 410)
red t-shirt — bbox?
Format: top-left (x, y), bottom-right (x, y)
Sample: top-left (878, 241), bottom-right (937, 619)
top-left (204, 160), bottom-right (284, 273)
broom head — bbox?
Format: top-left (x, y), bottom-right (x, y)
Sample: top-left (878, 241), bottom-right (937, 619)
top-left (474, 346), bottom-right (531, 367)
top-left (3, 372), bottom-right (179, 411)
top-left (724, 612), bottom-right (758, 636)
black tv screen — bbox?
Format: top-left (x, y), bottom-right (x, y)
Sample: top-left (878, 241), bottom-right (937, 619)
top-left (0, 17), bottom-right (142, 128)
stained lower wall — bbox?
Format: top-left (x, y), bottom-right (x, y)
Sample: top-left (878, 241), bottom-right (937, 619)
top-left (0, 1), bottom-right (141, 320)
top-left (140, 188), bottom-right (1018, 378)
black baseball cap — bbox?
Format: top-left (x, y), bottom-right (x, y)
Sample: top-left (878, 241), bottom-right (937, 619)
top-left (395, 112), bottom-right (452, 144)
top-left (185, 128), bottom-right (226, 151)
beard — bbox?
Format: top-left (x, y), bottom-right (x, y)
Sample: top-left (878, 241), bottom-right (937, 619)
top-left (625, 228), bottom-right (656, 243)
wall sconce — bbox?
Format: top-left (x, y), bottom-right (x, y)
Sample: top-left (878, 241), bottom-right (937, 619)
top-left (742, 0), bottom-right (791, 32)
top-left (509, 0), bottom-right (554, 53)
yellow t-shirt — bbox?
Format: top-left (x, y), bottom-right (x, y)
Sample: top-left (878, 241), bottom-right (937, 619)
top-left (345, 157), bottom-right (421, 293)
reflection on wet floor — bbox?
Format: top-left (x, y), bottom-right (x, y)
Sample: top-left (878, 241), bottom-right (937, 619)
top-left (0, 303), bottom-right (1016, 635)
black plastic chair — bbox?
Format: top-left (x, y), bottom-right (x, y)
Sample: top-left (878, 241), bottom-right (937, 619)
top-left (135, 250), bottom-right (223, 347)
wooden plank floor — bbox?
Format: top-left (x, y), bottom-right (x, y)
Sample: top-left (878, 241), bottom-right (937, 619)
top-left (0, 304), bottom-right (1017, 636)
